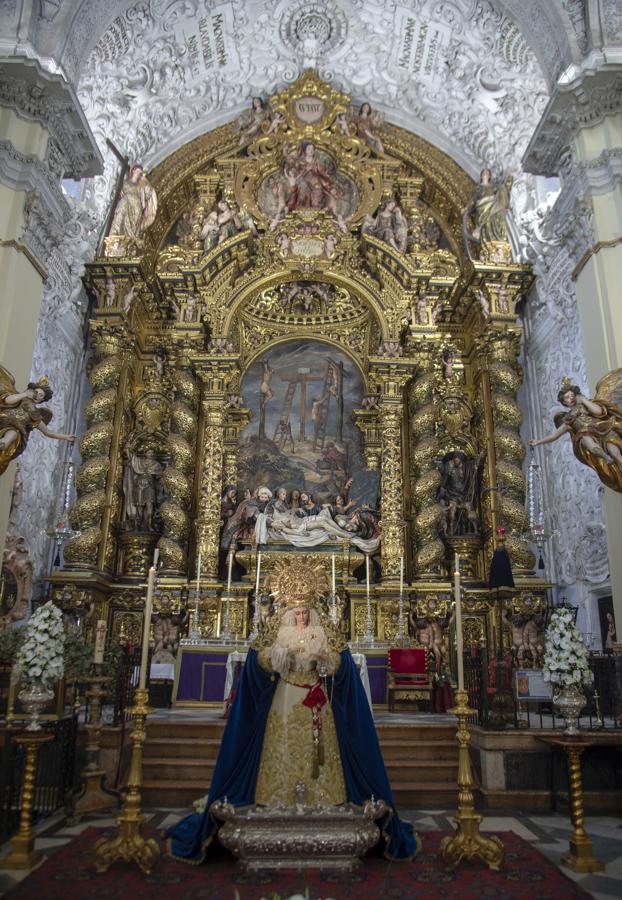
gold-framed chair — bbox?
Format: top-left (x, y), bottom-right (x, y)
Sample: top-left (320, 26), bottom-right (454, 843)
top-left (386, 647), bottom-right (433, 712)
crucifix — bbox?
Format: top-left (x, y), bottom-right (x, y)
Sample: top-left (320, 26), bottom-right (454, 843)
top-left (98, 138), bottom-right (130, 255)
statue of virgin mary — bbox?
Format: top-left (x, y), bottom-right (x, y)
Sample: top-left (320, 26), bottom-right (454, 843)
top-left (166, 559), bottom-right (418, 863)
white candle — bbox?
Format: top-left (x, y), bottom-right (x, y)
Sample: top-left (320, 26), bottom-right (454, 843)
top-left (255, 551), bottom-right (262, 595)
top-left (196, 549), bottom-right (202, 599)
top-left (139, 548), bottom-right (159, 690)
top-left (93, 620), bottom-right (107, 665)
top-left (366, 554), bottom-right (370, 597)
top-left (399, 556), bottom-right (404, 597)
top-left (331, 554), bottom-right (336, 595)
top-left (454, 552), bottom-right (464, 692)
top-left (227, 550), bottom-right (234, 593)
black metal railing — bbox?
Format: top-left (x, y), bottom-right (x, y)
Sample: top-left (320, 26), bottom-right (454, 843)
top-left (0, 713), bottom-right (80, 843)
top-left (464, 648), bottom-right (622, 730)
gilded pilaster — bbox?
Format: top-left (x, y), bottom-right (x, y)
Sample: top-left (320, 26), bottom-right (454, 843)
top-left (196, 360), bottom-right (235, 579)
top-left (371, 362), bottom-right (412, 578)
top-left (408, 344), bottom-right (444, 576)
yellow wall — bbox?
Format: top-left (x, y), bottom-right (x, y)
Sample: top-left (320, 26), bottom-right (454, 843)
top-left (573, 114), bottom-right (622, 627)
top-left (0, 113), bottom-right (49, 550)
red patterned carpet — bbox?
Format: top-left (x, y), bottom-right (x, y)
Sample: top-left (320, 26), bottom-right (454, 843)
top-left (6, 827), bottom-right (589, 899)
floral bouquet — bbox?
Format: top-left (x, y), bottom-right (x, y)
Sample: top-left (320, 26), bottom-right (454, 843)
top-left (542, 607), bottom-right (593, 691)
top-left (14, 601), bottom-right (65, 688)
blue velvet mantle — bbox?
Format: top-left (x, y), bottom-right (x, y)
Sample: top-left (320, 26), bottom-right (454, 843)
top-left (166, 648), bottom-right (418, 863)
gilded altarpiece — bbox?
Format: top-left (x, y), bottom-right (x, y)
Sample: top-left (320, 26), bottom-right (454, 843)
top-left (50, 73), bottom-right (546, 671)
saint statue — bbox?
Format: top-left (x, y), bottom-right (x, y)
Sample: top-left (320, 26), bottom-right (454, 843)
top-left (166, 558), bottom-right (417, 863)
top-left (0, 368), bottom-right (75, 477)
top-left (121, 447), bottom-right (165, 531)
top-left (529, 372), bottom-right (622, 493)
top-left (463, 168), bottom-right (518, 259)
top-left (437, 450), bottom-right (485, 536)
top-left (351, 102), bottom-right (385, 154)
top-left (107, 164), bottom-right (158, 255)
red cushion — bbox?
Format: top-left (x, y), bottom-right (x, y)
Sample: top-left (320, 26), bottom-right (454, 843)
top-left (388, 648), bottom-right (427, 674)
top-left (394, 676), bottom-right (430, 686)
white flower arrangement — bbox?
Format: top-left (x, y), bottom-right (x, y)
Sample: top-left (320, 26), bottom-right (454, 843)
top-left (14, 601), bottom-right (65, 687)
top-left (542, 607), bottom-right (594, 690)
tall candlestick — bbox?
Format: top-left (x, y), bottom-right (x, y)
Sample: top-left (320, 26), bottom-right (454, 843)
top-left (255, 551), bottom-right (262, 595)
top-left (195, 550), bottom-right (202, 599)
top-left (139, 548), bottom-right (159, 690)
top-left (93, 620), bottom-right (107, 665)
top-left (227, 549), bottom-right (233, 593)
top-left (454, 552), bottom-right (464, 692)
top-left (331, 554), bottom-right (336, 595)
top-left (365, 554), bottom-right (370, 597)
top-left (398, 556), bottom-right (405, 641)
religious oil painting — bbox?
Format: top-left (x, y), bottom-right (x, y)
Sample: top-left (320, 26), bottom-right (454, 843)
top-left (238, 340), bottom-right (375, 506)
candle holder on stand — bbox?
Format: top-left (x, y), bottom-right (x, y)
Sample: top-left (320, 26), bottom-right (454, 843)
top-left (0, 731), bottom-right (53, 869)
top-left (93, 687), bottom-right (160, 874)
top-left (440, 689), bottom-right (504, 871)
top-left (73, 673), bottom-right (118, 817)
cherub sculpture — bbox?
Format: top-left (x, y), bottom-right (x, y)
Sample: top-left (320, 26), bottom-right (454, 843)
top-left (530, 372), bottom-right (622, 493)
top-left (0, 369), bottom-right (75, 476)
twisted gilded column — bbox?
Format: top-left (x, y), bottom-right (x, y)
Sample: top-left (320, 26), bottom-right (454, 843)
top-left (478, 329), bottom-right (533, 571)
top-left (65, 324), bottom-right (130, 569)
top-left (408, 346), bottom-right (444, 576)
top-left (158, 367), bottom-right (198, 573)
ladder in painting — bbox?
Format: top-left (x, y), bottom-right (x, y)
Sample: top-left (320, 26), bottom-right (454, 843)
top-left (273, 380), bottom-right (297, 441)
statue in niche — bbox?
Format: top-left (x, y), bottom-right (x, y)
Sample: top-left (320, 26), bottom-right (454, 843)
top-left (107, 164), bottom-right (158, 255)
top-left (463, 168), bottom-right (517, 260)
top-left (507, 613), bottom-right (545, 667)
top-left (529, 372), bottom-right (622, 493)
top-left (362, 199), bottom-right (408, 253)
top-left (269, 142), bottom-right (347, 231)
top-left (122, 447), bottom-right (165, 531)
top-left (0, 370), bottom-right (76, 477)
top-left (437, 450), bottom-right (485, 536)
top-left (152, 610), bottom-right (189, 663)
top-left (201, 200), bottom-right (257, 251)
top-left (408, 210), bottom-right (441, 252)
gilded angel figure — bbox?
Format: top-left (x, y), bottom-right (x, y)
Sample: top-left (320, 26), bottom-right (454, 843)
top-left (529, 371), bottom-right (622, 493)
top-left (0, 368), bottom-right (76, 476)
top-left (351, 102), bottom-right (385, 154)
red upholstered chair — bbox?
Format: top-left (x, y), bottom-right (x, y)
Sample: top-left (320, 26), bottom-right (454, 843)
top-left (387, 647), bottom-right (433, 712)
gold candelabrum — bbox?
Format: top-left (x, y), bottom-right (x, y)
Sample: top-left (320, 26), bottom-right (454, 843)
top-left (439, 689), bottom-right (504, 871)
top-left (552, 738), bottom-right (604, 874)
top-left (93, 686), bottom-right (160, 874)
top-left (73, 673), bottom-right (117, 817)
top-left (0, 732), bottom-right (54, 869)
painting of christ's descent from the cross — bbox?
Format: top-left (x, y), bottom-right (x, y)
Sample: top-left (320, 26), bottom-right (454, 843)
top-left (232, 340), bottom-right (380, 557)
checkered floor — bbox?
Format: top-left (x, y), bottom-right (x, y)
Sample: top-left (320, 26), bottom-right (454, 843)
top-left (1, 804), bottom-right (621, 898)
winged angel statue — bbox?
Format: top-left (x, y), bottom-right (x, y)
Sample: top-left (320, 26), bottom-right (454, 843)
top-left (0, 367), bottom-right (75, 477)
top-left (530, 371), bottom-right (622, 493)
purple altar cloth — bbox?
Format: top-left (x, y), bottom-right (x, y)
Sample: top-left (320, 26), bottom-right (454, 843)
top-left (175, 649), bottom-right (229, 703)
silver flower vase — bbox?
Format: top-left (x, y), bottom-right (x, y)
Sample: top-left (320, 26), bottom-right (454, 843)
top-left (553, 684), bottom-right (586, 736)
top-left (18, 683), bottom-right (54, 731)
